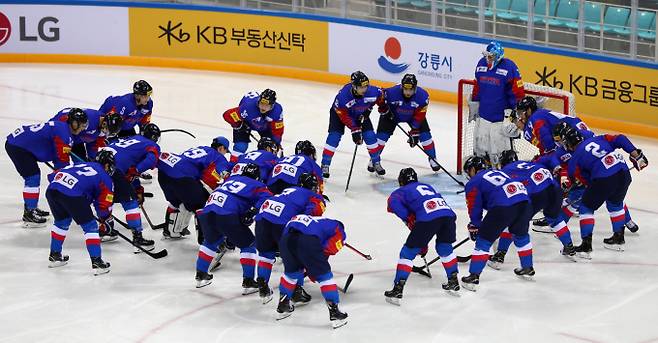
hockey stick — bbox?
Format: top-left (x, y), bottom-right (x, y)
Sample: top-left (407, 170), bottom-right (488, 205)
top-left (345, 242), bottom-right (372, 260)
top-left (110, 215), bottom-right (168, 258)
top-left (412, 237), bottom-right (470, 276)
top-left (161, 128), bottom-right (196, 138)
top-left (338, 273), bottom-right (354, 294)
top-left (140, 204), bottom-right (166, 230)
top-left (395, 124), bottom-right (465, 188)
top-left (345, 144), bottom-right (358, 192)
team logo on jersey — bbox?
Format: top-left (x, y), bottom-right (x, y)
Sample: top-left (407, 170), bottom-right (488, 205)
top-left (426, 200), bottom-right (437, 210)
top-left (0, 12), bottom-right (11, 47)
top-left (506, 184), bottom-right (517, 193)
top-left (604, 155), bottom-right (615, 166)
top-left (377, 37), bottom-right (409, 74)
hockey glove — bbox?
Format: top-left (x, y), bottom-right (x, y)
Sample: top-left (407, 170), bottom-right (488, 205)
top-left (99, 217), bottom-right (114, 235)
top-left (467, 223), bottom-right (479, 241)
top-left (467, 101), bottom-right (479, 122)
top-left (382, 109), bottom-right (395, 122)
top-left (407, 129), bottom-right (420, 147)
top-left (351, 128), bottom-right (363, 145)
top-left (560, 175), bottom-right (572, 193)
top-left (235, 121), bottom-right (250, 133)
top-left (135, 185), bottom-right (145, 205)
top-left (240, 207), bottom-right (257, 227)
top-left (630, 149), bottom-right (648, 171)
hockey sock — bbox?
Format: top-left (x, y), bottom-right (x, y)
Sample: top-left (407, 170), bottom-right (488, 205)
top-left (231, 142), bottom-right (248, 163)
top-left (257, 251), bottom-right (276, 284)
top-left (469, 239), bottom-right (493, 275)
top-left (513, 234), bottom-right (533, 268)
top-left (496, 229), bottom-right (513, 252)
top-left (239, 245), bottom-right (257, 279)
top-left (394, 245), bottom-right (419, 284)
top-left (50, 219), bottom-right (71, 253)
top-left (321, 132), bottom-right (342, 166)
top-left (363, 130), bottom-right (380, 163)
top-left (375, 133), bottom-right (390, 158)
top-left (419, 132), bottom-right (436, 159)
top-left (548, 217), bottom-right (573, 246)
top-left (559, 204), bottom-right (576, 224)
top-left (623, 203), bottom-right (633, 225)
top-left (23, 174), bottom-right (40, 210)
top-left (196, 243), bottom-right (217, 273)
top-left (123, 200), bottom-right (142, 231)
top-left (316, 272), bottom-right (340, 304)
top-left (436, 242), bottom-right (458, 277)
top-left (81, 221), bottom-right (101, 258)
top-left (279, 271), bottom-right (302, 298)
top-left (579, 205), bottom-right (595, 238)
top-left (606, 202), bottom-right (625, 233)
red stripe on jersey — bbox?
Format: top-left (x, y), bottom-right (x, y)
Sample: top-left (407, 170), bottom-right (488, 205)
top-left (198, 250), bottom-right (214, 263)
top-left (280, 276), bottom-right (296, 291)
top-left (85, 238), bottom-right (101, 246)
top-left (580, 218), bottom-right (595, 226)
top-left (611, 214), bottom-right (625, 223)
top-left (471, 254), bottom-right (490, 262)
top-left (442, 258), bottom-right (457, 269)
top-left (23, 192), bottom-right (39, 199)
top-left (500, 231), bottom-right (512, 239)
top-left (126, 213), bottom-right (141, 221)
top-left (396, 263), bottom-right (412, 273)
top-left (51, 231), bottom-right (66, 241)
top-left (320, 284), bottom-right (338, 293)
top-left (518, 248), bottom-right (533, 257)
top-left (257, 260), bottom-right (273, 270)
top-left (322, 148), bottom-right (335, 157)
top-left (240, 258), bottom-right (256, 266)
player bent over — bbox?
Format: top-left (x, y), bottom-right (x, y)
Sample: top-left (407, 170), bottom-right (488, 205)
top-left (51, 108), bottom-right (123, 161)
top-left (276, 215), bottom-right (348, 329)
top-left (559, 126), bottom-right (648, 257)
top-left (385, 168), bottom-right (460, 305)
top-left (267, 140), bottom-right (324, 195)
top-left (375, 74), bottom-right (440, 172)
top-left (6, 114), bottom-right (86, 226)
top-left (254, 173), bottom-right (325, 304)
top-left (45, 150), bottom-right (115, 275)
top-left (195, 163), bottom-right (272, 293)
top-left (462, 156), bottom-right (534, 291)
top-left (488, 150), bottom-right (576, 270)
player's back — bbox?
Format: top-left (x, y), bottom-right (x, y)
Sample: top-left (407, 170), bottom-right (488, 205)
top-left (204, 175), bottom-right (269, 215)
top-left (284, 215), bottom-right (346, 243)
top-left (159, 146), bottom-right (219, 179)
top-left (570, 135), bottom-right (627, 182)
top-left (52, 108), bottom-right (104, 144)
top-left (502, 161), bottom-right (555, 194)
top-left (109, 136), bottom-right (159, 173)
top-left (468, 169), bottom-right (529, 210)
top-left (231, 149), bottom-right (277, 182)
top-left (257, 186), bottom-right (324, 224)
top-left (7, 121), bottom-right (72, 162)
top-left (389, 182), bottom-right (455, 221)
top-left (48, 162), bottom-right (112, 199)
top-left (268, 154), bottom-right (320, 185)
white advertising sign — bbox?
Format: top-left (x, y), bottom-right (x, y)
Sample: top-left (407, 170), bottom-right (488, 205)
top-left (329, 23), bottom-right (484, 91)
top-left (0, 5), bottom-right (128, 55)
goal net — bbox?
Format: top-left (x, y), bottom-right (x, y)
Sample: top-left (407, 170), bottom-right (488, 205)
top-left (456, 79), bottom-right (577, 174)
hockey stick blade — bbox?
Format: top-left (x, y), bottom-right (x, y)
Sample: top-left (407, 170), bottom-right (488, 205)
top-left (411, 266), bottom-right (432, 278)
top-left (338, 274), bottom-right (354, 293)
top-left (532, 227), bottom-right (554, 234)
top-left (161, 128), bottom-right (196, 138)
top-left (111, 215), bottom-right (168, 259)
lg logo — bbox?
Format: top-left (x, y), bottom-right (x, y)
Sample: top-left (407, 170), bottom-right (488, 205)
top-left (0, 11), bottom-right (60, 47)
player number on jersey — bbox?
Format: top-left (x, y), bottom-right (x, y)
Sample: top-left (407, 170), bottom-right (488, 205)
top-left (416, 185), bottom-right (435, 196)
top-left (183, 148), bottom-right (208, 159)
top-left (115, 138), bottom-right (140, 148)
top-left (483, 170), bottom-right (511, 186)
top-left (220, 180), bottom-right (247, 194)
top-left (584, 142), bottom-right (608, 158)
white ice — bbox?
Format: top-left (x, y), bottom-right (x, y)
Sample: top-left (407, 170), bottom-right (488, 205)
top-left (0, 64), bottom-right (657, 343)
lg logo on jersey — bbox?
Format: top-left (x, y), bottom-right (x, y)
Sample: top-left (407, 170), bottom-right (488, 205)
top-left (0, 12), bottom-right (60, 46)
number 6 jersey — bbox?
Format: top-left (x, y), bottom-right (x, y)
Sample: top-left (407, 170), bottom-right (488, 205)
top-left (465, 169), bottom-right (529, 226)
top-left (6, 121), bottom-right (72, 169)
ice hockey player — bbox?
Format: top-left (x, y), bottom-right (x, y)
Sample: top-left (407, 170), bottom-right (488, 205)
top-left (99, 80), bottom-right (153, 138)
top-left (512, 96), bottom-right (591, 156)
top-left (384, 168), bottom-right (460, 305)
top-left (99, 80), bottom-right (155, 182)
top-left (468, 41), bottom-right (525, 167)
top-left (222, 89), bottom-right (284, 162)
top-left (51, 107), bottom-right (123, 161)
top-left (101, 123), bottom-right (160, 249)
top-left (254, 173), bottom-right (326, 304)
top-left (462, 155), bottom-right (534, 291)
top-left (157, 136), bottom-right (232, 239)
top-left (375, 74), bottom-right (440, 172)
top-left (45, 150), bottom-right (115, 275)
top-left (267, 140), bottom-right (324, 195)
top-left (560, 126), bottom-right (648, 257)
top-left (321, 71), bottom-right (386, 177)
top-left (488, 150), bottom-right (576, 270)
top-left (5, 115), bottom-right (86, 227)
top-left (275, 215), bottom-right (348, 329)
top-left (230, 137), bottom-right (279, 184)
top-left (194, 163), bottom-right (273, 293)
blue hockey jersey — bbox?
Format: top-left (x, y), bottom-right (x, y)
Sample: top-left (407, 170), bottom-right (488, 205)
top-left (158, 146), bottom-right (231, 189)
top-left (502, 161), bottom-right (555, 194)
top-left (107, 136), bottom-right (160, 176)
top-left (332, 84), bottom-right (384, 131)
top-left (256, 186), bottom-right (325, 225)
top-left (47, 162), bottom-right (114, 219)
top-left (98, 93), bottom-right (152, 131)
top-left (51, 108), bottom-right (106, 159)
top-left (267, 154), bottom-right (323, 189)
top-left (6, 121), bottom-right (72, 169)
top-left (472, 57), bottom-right (524, 122)
top-left (465, 169), bottom-right (529, 226)
top-left (567, 134), bottom-right (636, 185)
top-left (387, 182), bottom-right (456, 228)
top-left (202, 175), bottom-right (272, 216)
top-left (523, 109), bottom-right (593, 155)
top-left (380, 85), bottom-right (430, 129)
top-left (230, 149), bottom-right (278, 183)
top-left (284, 215), bottom-right (346, 256)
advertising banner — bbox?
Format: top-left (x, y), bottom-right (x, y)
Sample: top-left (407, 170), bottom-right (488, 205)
top-left (129, 8), bottom-right (328, 71)
top-left (329, 23), bottom-right (484, 91)
top-left (0, 5), bottom-right (128, 55)
top-left (508, 48), bottom-right (658, 127)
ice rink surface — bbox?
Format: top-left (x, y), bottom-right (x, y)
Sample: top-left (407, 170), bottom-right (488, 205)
top-left (0, 64), bottom-right (657, 343)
